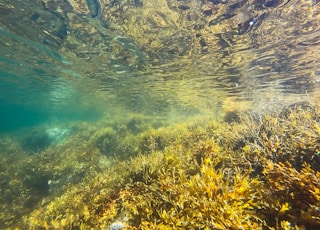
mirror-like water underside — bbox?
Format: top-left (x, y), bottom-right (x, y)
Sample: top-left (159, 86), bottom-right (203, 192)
top-left (1, 0), bottom-right (320, 229)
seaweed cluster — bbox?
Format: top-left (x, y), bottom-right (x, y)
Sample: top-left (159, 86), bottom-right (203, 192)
top-left (262, 161), bottom-right (320, 228)
top-left (0, 101), bottom-right (320, 229)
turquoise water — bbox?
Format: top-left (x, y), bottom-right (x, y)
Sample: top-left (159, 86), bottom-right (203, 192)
top-left (0, 102), bottom-right (101, 133)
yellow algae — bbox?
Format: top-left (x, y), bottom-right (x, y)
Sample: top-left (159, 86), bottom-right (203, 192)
top-left (1, 101), bottom-right (320, 229)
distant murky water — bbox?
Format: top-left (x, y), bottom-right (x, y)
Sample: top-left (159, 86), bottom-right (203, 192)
top-left (1, 0), bottom-right (320, 131)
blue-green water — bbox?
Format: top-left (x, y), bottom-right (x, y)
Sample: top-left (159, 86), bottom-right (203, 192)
top-left (0, 103), bottom-right (47, 132)
top-left (0, 102), bottom-right (101, 133)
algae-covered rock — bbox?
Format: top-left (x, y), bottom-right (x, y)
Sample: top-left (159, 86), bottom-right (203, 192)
top-left (2, 101), bottom-right (319, 229)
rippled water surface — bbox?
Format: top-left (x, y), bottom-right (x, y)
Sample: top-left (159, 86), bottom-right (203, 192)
top-left (1, 0), bottom-right (320, 126)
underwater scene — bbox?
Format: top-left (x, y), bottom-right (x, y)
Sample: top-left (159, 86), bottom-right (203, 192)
top-left (1, 0), bottom-right (320, 229)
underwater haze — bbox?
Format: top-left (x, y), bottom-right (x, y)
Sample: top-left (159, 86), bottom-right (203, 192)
top-left (1, 0), bottom-right (320, 229)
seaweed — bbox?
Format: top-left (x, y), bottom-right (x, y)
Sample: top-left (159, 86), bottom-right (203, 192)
top-left (1, 101), bottom-right (320, 229)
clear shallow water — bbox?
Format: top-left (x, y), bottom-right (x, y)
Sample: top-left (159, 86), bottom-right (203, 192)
top-left (1, 1), bottom-right (320, 229)
top-left (1, 0), bottom-right (320, 129)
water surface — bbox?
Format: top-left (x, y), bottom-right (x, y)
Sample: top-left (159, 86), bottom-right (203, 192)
top-left (1, 0), bottom-right (320, 132)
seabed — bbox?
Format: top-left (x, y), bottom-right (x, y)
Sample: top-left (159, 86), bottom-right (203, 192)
top-left (0, 100), bottom-right (320, 230)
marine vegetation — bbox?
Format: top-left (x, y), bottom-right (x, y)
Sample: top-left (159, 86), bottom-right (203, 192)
top-left (0, 100), bottom-right (320, 229)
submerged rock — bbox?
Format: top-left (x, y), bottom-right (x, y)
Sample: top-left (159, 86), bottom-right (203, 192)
top-left (109, 221), bottom-right (126, 230)
top-left (46, 127), bottom-right (70, 145)
top-left (21, 127), bottom-right (70, 153)
top-left (86, 0), bottom-right (100, 18)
